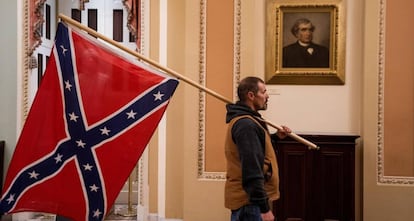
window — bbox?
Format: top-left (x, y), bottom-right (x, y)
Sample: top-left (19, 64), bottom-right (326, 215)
top-left (71, 9), bottom-right (81, 22)
top-left (88, 9), bottom-right (98, 31)
top-left (37, 54), bottom-right (43, 87)
top-left (129, 32), bottom-right (136, 43)
top-left (113, 10), bottom-right (123, 42)
top-left (45, 4), bottom-right (51, 39)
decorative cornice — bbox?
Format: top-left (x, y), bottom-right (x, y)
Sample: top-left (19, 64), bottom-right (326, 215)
top-left (233, 0), bottom-right (241, 98)
top-left (22, 0), bottom-right (30, 124)
top-left (197, 0), bottom-right (210, 179)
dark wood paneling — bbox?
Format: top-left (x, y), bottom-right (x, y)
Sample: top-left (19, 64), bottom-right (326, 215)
top-left (274, 134), bottom-right (359, 221)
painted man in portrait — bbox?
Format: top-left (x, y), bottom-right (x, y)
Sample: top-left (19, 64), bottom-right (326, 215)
top-left (282, 18), bottom-right (330, 68)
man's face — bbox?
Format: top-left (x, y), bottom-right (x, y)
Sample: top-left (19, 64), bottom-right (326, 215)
top-left (252, 82), bottom-right (269, 111)
top-left (296, 22), bottom-right (314, 43)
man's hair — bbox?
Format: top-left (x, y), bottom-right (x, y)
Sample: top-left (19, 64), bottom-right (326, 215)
top-left (237, 76), bottom-right (264, 102)
top-left (291, 18), bottom-right (315, 36)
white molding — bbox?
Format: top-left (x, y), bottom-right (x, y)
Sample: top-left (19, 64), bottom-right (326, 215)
top-left (158, 0), bottom-right (168, 218)
top-left (376, 0), bottom-right (414, 186)
top-left (21, 0), bottom-right (31, 130)
top-left (197, 0), bottom-right (241, 181)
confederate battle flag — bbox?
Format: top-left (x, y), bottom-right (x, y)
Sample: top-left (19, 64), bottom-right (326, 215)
top-left (0, 22), bottom-right (178, 220)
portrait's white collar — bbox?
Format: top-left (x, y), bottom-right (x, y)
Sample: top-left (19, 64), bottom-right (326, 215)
top-left (298, 41), bottom-right (310, 47)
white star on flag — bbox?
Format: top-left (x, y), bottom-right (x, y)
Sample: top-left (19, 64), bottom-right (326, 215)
top-left (100, 127), bottom-right (110, 136)
top-left (83, 163), bottom-right (94, 171)
top-left (69, 112), bottom-right (79, 122)
top-left (60, 45), bottom-right (68, 56)
top-left (54, 153), bottom-right (63, 163)
top-left (28, 170), bottom-right (40, 179)
top-left (65, 80), bottom-right (73, 91)
top-left (76, 140), bottom-right (86, 148)
top-left (126, 110), bottom-right (137, 119)
top-left (89, 184), bottom-right (100, 192)
top-left (6, 194), bottom-right (15, 204)
top-left (93, 209), bottom-right (102, 218)
top-left (153, 91), bottom-right (164, 101)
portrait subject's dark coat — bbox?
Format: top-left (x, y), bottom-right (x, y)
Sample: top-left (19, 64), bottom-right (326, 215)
top-left (282, 41), bottom-right (329, 68)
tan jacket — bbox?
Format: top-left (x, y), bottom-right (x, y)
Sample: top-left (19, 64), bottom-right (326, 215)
top-left (224, 115), bottom-right (280, 210)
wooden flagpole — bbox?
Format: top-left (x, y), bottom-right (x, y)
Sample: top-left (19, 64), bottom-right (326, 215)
top-left (57, 13), bottom-right (319, 150)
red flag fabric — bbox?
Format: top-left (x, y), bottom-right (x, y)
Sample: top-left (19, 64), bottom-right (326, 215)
top-left (0, 22), bottom-right (178, 221)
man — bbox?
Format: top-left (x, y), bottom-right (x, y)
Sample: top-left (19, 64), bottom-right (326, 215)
top-left (283, 18), bottom-right (330, 68)
top-left (224, 76), bottom-right (291, 221)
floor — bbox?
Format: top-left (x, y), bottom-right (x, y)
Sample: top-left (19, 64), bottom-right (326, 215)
top-left (0, 205), bottom-right (138, 221)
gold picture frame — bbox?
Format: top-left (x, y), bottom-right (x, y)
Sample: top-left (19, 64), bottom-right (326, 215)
top-left (265, 1), bottom-right (345, 85)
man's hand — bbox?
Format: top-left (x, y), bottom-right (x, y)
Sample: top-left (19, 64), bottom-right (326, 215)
top-left (261, 210), bottom-right (275, 221)
top-left (276, 125), bottom-right (292, 139)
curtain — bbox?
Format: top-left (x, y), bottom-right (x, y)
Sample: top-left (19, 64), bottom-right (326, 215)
top-left (123, 0), bottom-right (141, 50)
top-left (29, 0), bottom-right (46, 56)
top-left (79, 0), bottom-right (90, 10)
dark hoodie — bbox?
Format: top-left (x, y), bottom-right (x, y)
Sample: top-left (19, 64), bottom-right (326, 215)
top-left (225, 101), bottom-right (278, 213)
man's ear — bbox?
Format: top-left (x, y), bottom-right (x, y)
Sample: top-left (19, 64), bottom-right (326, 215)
top-left (247, 91), bottom-right (255, 100)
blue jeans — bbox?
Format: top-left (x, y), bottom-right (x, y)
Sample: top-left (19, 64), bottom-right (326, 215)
top-left (231, 204), bottom-right (262, 221)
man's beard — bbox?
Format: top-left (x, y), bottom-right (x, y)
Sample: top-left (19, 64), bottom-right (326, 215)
top-left (255, 102), bottom-right (268, 111)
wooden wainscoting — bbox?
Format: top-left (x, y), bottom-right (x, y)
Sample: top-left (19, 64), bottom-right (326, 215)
top-left (273, 134), bottom-right (359, 221)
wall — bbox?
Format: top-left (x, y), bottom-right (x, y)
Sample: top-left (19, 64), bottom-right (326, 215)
top-left (262, 1), bottom-right (362, 135)
top-left (0, 0), bottom-right (19, 178)
top-left (173, 0), bottom-right (364, 220)
top-left (363, 0), bottom-right (414, 220)
top-left (165, 0), bottom-right (186, 218)
top-left (181, 0), bottom-right (230, 220)
top-left (252, 1), bottom-right (363, 220)
top-left (3, 0), bottom-right (413, 220)
top-left (383, 0), bottom-right (414, 177)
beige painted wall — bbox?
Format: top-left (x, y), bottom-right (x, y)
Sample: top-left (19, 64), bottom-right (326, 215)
top-left (204, 0), bottom-right (234, 172)
top-left (383, 0), bottom-right (414, 177)
top-left (165, 0), bottom-right (186, 218)
top-left (148, 0), bottom-right (160, 214)
top-left (363, 0), bottom-right (414, 220)
top-left (148, 0), bottom-right (230, 219)
top-left (182, 0), bottom-right (230, 220)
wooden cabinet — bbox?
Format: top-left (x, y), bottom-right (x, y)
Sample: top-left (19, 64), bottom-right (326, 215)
top-left (273, 134), bottom-right (359, 221)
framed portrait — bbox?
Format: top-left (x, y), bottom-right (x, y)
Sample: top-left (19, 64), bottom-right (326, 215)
top-left (265, 1), bottom-right (345, 85)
